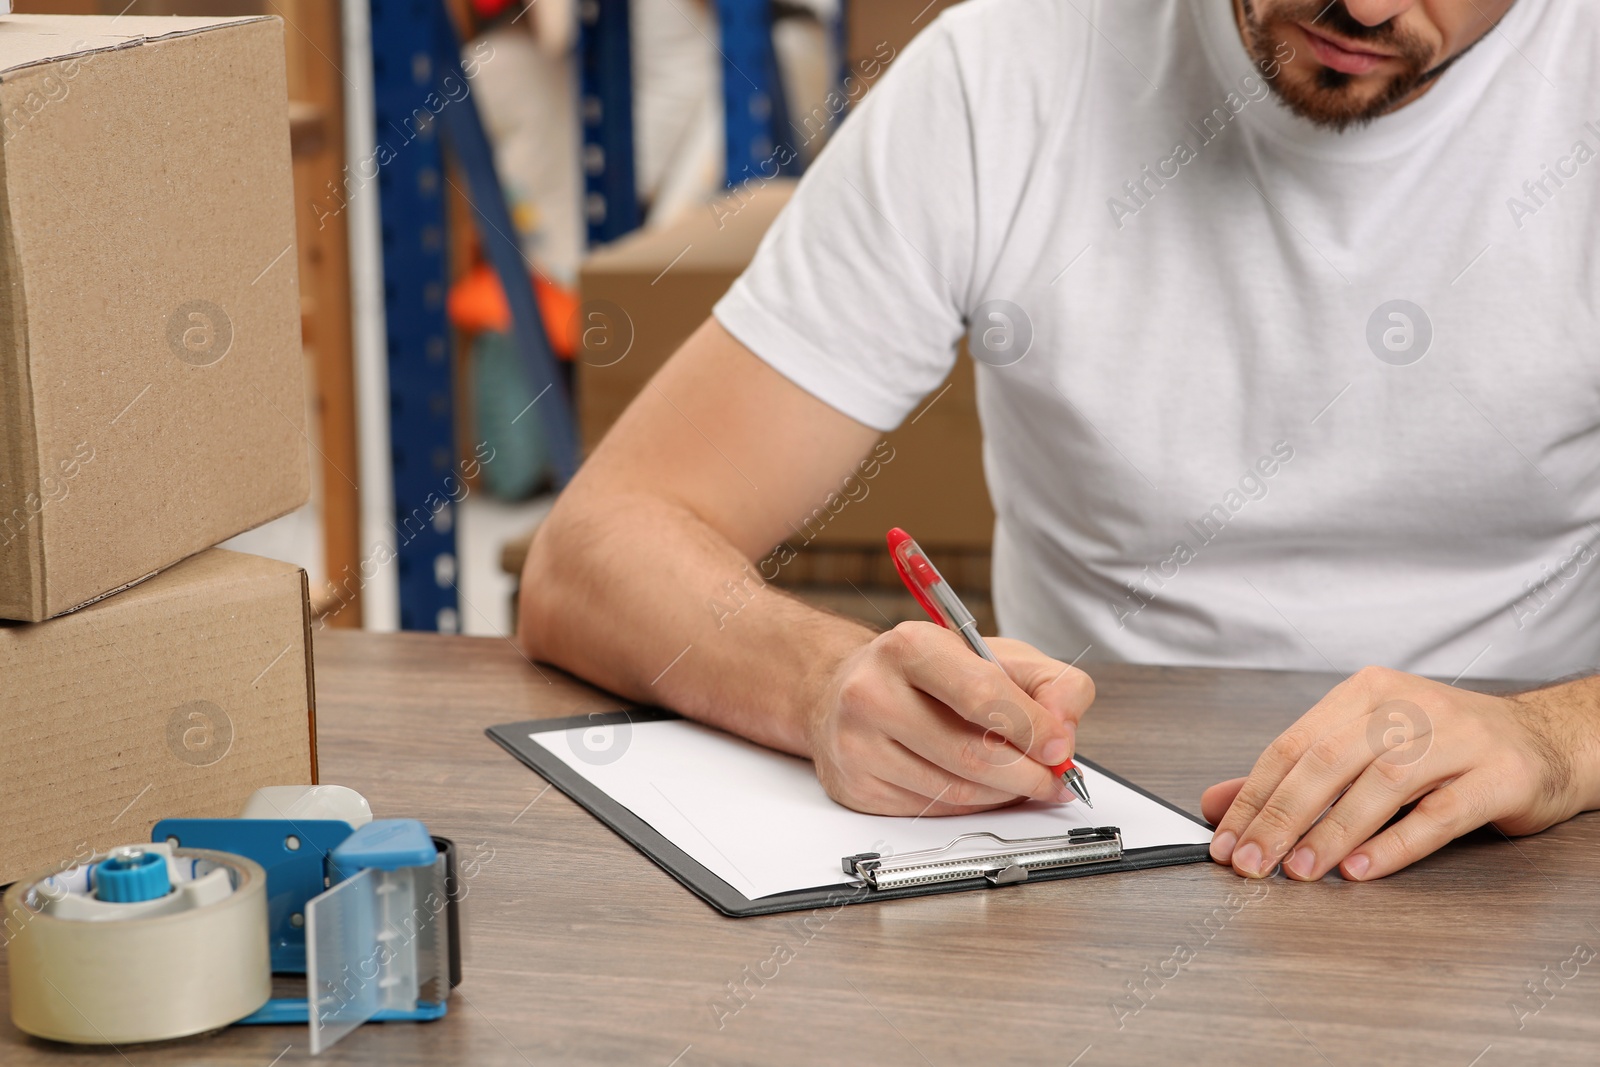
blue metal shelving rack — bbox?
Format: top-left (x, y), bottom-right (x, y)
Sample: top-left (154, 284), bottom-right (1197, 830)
top-left (368, 1), bottom-right (457, 632)
top-left (366, 0), bottom-right (577, 631)
top-left (578, 0), bottom-right (642, 244)
top-left (579, 0), bottom-right (840, 235)
top-left (714, 0), bottom-right (802, 190)
top-left (366, 0), bottom-right (846, 629)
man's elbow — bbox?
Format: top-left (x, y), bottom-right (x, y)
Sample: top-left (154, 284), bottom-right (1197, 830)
top-left (515, 517), bottom-right (570, 663)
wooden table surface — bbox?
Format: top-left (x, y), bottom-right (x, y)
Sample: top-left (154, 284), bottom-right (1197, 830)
top-left (5, 631), bottom-right (1600, 1065)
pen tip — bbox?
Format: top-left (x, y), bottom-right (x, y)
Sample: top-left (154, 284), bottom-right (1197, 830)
top-left (1064, 774), bottom-right (1093, 808)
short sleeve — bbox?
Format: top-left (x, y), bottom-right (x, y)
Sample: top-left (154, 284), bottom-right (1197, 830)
top-left (713, 20), bottom-right (976, 433)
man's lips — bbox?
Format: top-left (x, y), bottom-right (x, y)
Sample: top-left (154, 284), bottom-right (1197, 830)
top-left (1299, 23), bottom-right (1396, 76)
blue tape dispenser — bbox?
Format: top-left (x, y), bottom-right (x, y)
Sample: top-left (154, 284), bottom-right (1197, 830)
top-left (4, 786), bottom-right (461, 1054)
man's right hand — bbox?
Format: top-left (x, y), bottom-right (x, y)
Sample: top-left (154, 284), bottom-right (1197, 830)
top-left (805, 622), bottom-right (1096, 816)
top-left (520, 320), bottom-right (1091, 809)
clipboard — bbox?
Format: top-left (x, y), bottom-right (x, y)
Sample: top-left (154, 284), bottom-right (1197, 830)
top-left (487, 710), bottom-right (1214, 917)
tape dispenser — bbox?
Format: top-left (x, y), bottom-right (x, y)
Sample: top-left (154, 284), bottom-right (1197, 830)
top-left (4, 785), bottom-right (462, 1054)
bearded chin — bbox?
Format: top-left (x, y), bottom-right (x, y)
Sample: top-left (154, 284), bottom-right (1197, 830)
top-left (1238, 1), bottom-right (1445, 134)
top-left (1274, 63), bottom-right (1428, 133)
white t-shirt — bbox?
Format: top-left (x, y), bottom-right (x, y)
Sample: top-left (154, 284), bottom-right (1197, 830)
top-left (714, 0), bottom-right (1600, 681)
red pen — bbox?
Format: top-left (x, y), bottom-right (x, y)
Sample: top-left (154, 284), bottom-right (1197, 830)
top-left (886, 527), bottom-right (1093, 807)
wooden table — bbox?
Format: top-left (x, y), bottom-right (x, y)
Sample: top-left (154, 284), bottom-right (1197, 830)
top-left (6, 632), bottom-right (1600, 1065)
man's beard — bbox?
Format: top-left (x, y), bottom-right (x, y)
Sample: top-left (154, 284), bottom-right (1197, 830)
top-left (1240, 0), bottom-right (1453, 132)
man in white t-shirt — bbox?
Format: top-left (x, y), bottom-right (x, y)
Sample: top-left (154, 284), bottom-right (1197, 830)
top-left (520, 0), bottom-right (1600, 883)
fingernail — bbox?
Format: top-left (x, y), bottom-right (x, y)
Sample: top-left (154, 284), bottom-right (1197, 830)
top-left (1041, 738), bottom-right (1070, 765)
top-left (1210, 830), bottom-right (1237, 863)
top-left (1053, 783), bottom-right (1077, 803)
top-left (1285, 847), bottom-right (1316, 880)
top-left (1232, 841), bottom-right (1264, 877)
top-left (1343, 853), bottom-right (1370, 880)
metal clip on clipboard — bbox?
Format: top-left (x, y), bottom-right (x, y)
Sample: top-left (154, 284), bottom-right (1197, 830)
top-left (842, 827), bottom-right (1124, 891)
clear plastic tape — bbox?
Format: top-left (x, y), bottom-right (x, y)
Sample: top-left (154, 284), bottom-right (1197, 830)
top-left (4, 848), bottom-right (271, 1044)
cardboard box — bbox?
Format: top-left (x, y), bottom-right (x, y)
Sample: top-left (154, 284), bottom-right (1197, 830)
top-left (0, 548), bottom-right (317, 885)
top-left (577, 179), bottom-right (993, 549)
top-left (0, 14), bottom-right (310, 621)
top-left (847, 0), bottom-right (964, 73)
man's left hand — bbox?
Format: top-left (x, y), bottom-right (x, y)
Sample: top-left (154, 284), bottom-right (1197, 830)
top-left (1202, 666), bottom-right (1600, 881)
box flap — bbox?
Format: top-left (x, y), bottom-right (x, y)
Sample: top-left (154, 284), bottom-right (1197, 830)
top-left (0, 14), bottom-right (266, 74)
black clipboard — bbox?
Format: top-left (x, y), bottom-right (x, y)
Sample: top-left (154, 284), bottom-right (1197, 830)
top-left (487, 710), bottom-right (1214, 917)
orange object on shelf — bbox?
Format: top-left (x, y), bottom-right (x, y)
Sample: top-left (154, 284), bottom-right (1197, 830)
top-left (448, 263), bottom-right (579, 359)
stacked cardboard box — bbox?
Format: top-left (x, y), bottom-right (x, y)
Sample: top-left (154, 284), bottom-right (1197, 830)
top-left (0, 14), bottom-right (317, 885)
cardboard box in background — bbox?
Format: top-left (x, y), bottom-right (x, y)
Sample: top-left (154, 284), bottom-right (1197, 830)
top-left (577, 180), bottom-right (994, 550)
top-left (847, 0), bottom-right (964, 72)
top-left (0, 549), bottom-right (317, 886)
top-left (0, 15), bottom-right (310, 621)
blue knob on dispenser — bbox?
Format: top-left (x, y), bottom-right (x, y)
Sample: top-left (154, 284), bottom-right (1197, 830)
top-left (93, 849), bottom-right (172, 903)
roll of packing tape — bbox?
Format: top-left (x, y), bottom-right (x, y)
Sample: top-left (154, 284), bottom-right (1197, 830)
top-left (4, 845), bottom-right (271, 1044)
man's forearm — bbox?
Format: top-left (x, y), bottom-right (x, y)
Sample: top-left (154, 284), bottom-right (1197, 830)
top-left (1508, 674), bottom-right (1600, 813)
top-left (518, 488), bottom-right (875, 757)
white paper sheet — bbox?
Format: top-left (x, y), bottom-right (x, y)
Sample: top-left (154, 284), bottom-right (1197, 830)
top-left (532, 718), bottom-right (1213, 900)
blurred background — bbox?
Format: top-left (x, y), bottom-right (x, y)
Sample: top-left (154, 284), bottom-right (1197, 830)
top-left (28, 0), bottom-right (985, 638)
